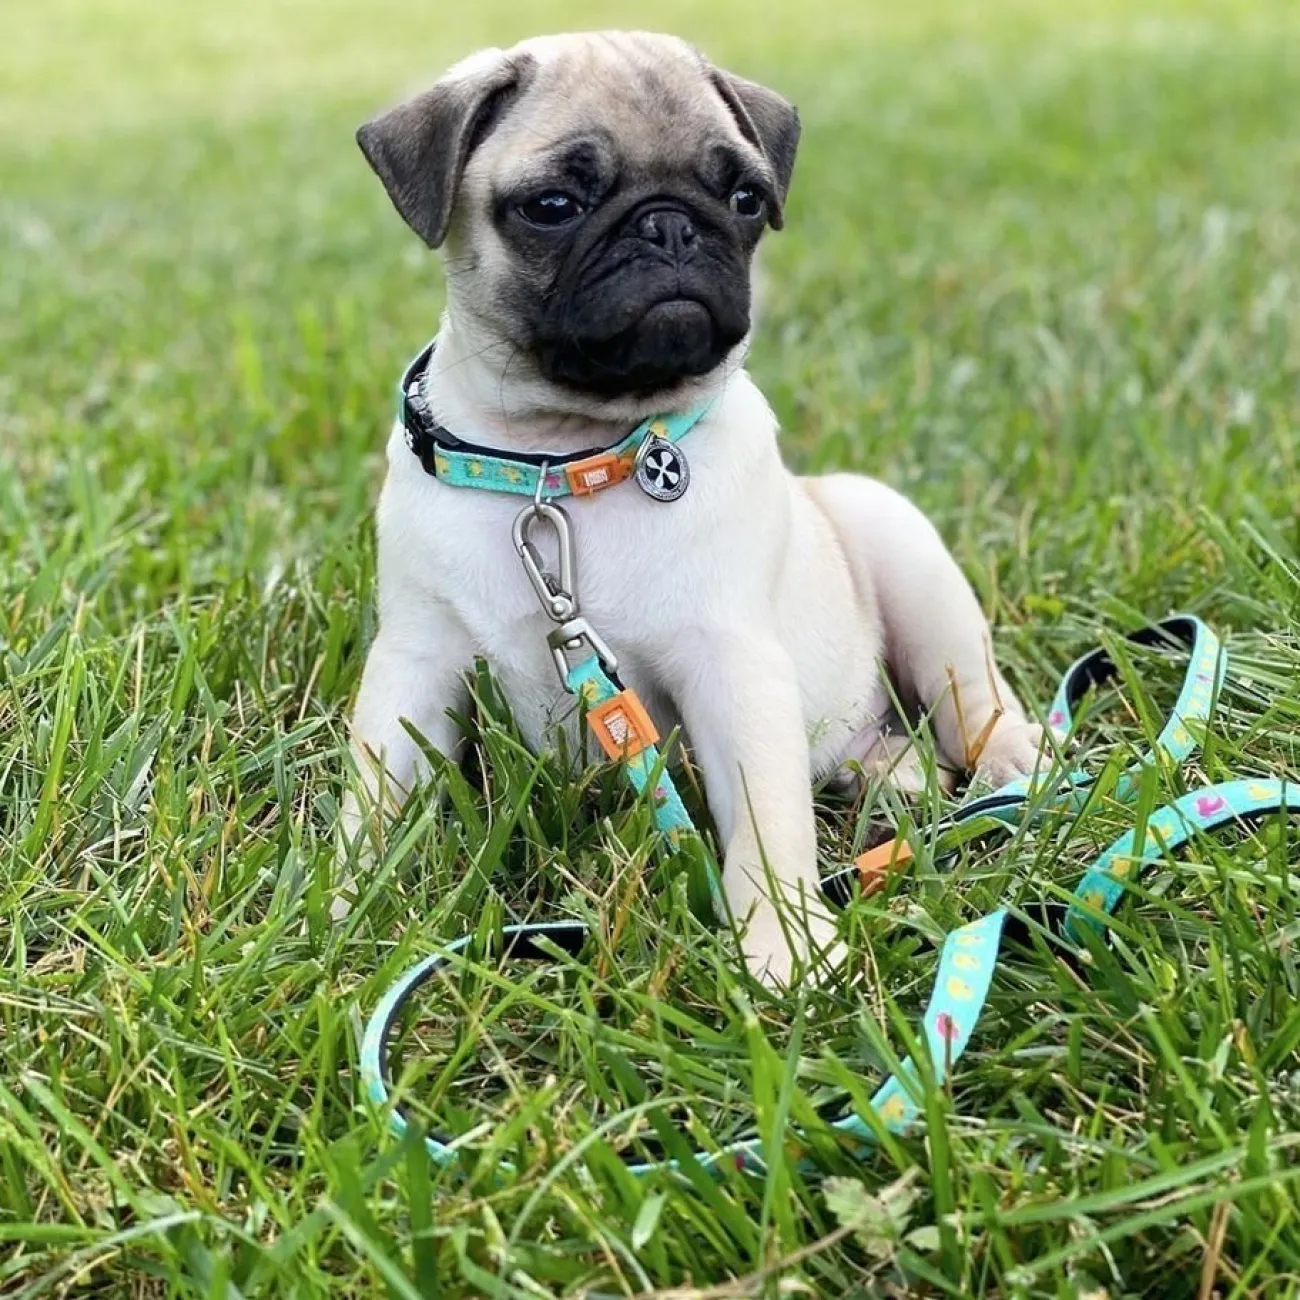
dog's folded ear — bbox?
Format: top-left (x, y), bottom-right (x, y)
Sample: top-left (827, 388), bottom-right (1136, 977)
top-left (357, 51), bottom-right (534, 249)
top-left (708, 68), bottom-right (800, 229)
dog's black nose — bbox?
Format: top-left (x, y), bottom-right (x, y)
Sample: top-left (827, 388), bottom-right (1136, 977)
top-left (636, 209), bottom-right (697, 259)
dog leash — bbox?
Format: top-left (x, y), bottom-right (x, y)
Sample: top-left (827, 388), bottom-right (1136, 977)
top-left (361, 773), bottom-right (1300, 1174)
top-left (361, 612), bottom-right (1297, 1175)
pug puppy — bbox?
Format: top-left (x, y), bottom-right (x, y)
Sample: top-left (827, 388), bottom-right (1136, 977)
top-left (343, 31), bottom-right (1044, 984)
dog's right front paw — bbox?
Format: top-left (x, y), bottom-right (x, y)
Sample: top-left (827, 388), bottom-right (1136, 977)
top-left (331, 790), bottom-right (375, 922)
top-left (739, 903), bottom-right (846, 989)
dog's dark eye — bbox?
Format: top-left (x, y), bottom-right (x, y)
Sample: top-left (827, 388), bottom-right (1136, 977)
top-left (517, 191), bottom-right (584, 227)
top-left (729, 186), bottom-right (765, 218)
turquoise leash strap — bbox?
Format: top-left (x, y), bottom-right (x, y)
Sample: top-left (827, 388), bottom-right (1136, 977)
top-left (565, 655), bottom-right (695, 844)
top-left (360, 777), bottom-right (1299, 1174)
top-left (359, 612), bottom-right (1252, 1179)
top-left (565, 652), bottom-right (727, 922)
top-left (833, 775), bottom-right (1300, 1156)
top-left (1065, 777), bottom-right (1297, 941)
top-left (356, 908), bottom-right (1007, 1170)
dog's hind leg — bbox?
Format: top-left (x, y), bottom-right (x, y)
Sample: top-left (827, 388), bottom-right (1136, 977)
top-left (804, 474), bottom-right (1044, 787)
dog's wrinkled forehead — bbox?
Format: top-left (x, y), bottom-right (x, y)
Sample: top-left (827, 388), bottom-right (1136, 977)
top-left (474, 33), bottom-right (753, 182)
top-left (357, 30), bottom-right (799, 250)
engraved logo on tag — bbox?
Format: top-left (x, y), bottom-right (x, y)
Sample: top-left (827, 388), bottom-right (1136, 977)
top-left (634, 436), bottom-right (690, 502)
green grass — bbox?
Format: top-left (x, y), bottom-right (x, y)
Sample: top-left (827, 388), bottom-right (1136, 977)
top-left (4, 0), bottom-right (1300, 1293)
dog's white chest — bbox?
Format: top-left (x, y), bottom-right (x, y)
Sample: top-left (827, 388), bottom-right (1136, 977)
top-left (372, 377), bottom-right (885, 767)
top-left (375, 407), bottom-right (775, 738)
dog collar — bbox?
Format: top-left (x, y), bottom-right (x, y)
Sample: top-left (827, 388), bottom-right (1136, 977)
top-left (398, 340), bottom-right (709, 500)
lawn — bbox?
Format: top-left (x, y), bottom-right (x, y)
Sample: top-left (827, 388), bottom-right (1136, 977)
top-left (4, 0), bottom-right (1300, 1294)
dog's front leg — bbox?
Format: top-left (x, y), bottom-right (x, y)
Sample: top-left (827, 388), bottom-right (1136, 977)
top-left (666, 632), bottom-right (839, 986)
top-left (336, 601), bottom-right (474, 917)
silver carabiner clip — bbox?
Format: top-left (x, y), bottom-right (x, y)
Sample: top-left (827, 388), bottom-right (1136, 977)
top-left (512, 501), bottom-right (577, 623)
top-left (512, 499), bottom-right (619, 684)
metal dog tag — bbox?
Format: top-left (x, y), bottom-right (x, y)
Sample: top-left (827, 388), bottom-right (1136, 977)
top-left (634, 435), bottom-right (690, 502)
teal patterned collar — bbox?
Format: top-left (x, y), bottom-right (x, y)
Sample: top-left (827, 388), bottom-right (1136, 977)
top-left (399, 340), bottom-right (710, 501)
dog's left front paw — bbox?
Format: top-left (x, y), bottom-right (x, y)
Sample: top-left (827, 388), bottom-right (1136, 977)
top-left (972, 716), bottom-right (1047, 788)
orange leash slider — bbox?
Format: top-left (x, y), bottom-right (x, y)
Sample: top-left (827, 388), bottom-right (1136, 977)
top-left (854, 836), bottom-right (915, 896)
top-left (585, 689), bottom-right (660, 760)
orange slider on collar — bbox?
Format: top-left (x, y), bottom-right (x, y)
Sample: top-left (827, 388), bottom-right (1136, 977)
top-left (564, 451), bottom-right (636, 495)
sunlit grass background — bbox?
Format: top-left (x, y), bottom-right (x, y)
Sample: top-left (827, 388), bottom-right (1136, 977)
top-left (4, 0), bottom-right (1300, 1294)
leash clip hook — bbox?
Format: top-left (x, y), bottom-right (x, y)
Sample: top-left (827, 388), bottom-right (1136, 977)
top-left (513, 500), bottom-right (577, 622)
